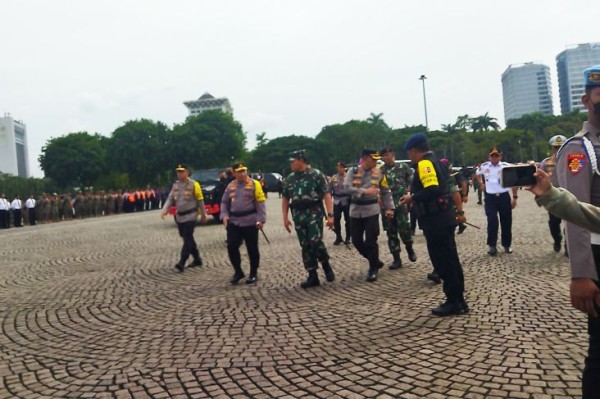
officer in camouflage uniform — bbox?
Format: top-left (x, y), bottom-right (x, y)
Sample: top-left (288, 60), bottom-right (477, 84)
top-left (380, 147), bottom-right (417, 269)
top-left (540, 135), bottom-right (567, 253)
top-left (282, 150), bottom-right (335, 288)
top-left (161, 164), bottom-right (208, 271)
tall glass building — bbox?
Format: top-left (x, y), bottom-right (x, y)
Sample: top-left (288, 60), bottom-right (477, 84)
top-left (556, 42), bottom-right (600, 114)
top-left (501, 63), bottom-right (553, 123)
top-left (0, 114), bottom-right (30, 178)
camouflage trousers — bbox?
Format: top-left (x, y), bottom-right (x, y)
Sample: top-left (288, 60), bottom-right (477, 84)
top-left (292, 209), bottom-right (329, 271)
top-left (381, 206), bottom-right (413, 254)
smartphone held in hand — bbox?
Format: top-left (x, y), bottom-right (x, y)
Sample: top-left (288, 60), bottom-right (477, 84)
top-left (501, 164), bottom-right (537, 188)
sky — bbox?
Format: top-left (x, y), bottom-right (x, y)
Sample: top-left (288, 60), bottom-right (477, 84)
top-left (0, 0), bottom-right (596, 177)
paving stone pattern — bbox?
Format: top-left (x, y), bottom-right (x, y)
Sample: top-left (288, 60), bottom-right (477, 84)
top-left (0, 194), bottom-right (588, 398)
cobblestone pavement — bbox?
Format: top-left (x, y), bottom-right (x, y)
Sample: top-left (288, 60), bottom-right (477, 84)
top-left (0, 193), bottom-right (588, 399)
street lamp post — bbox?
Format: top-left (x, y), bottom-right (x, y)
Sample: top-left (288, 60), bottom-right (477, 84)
top-left (419, 75), bottom-right (429, 131)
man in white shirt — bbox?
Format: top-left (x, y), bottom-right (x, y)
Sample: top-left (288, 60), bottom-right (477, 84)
top-left (0, 193), bottom-right (9, 229)
top-left (10, 195), bottom-right (23, 228)
top-left (476, 147), bottom-right (519, 255)
top-left (25, 194), bottom-right (37, 226)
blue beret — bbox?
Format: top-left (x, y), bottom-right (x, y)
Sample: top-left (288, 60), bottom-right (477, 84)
top-left (403, 133), bottom-right (428, 151)
top-left (584, 65), bottom-right (600, 87)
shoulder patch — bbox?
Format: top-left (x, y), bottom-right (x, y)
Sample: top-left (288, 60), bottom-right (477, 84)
top-left (567, 153), bottom-right (586, 175)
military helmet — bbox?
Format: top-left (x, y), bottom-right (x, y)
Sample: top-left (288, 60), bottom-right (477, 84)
top-left (549, 135), bottom-right (567, 147)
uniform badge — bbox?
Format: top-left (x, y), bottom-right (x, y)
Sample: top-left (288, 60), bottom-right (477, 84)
top-left (567, 153), bottom-right (586, 175)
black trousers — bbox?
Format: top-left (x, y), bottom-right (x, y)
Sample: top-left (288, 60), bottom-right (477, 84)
top-left (484, 192), bottom-right (512, 247)
top-left (226, 224), bottom-right (260, 275)
top-left (176, 220), bottom-right (199, 264)
top-left (0, 210), bottom-right (8, 228)
top-left (28, 208), bottom-right (36, 225)
top-left (583, 245), bottom-right (600, 399)
top-left (333, 203), bottom-right (350, 240)
top-left (423, 225), bottom-right (465, 304)
top-left (12, 209), bottom-right (22, 227)
top-left (351, 214), bottom-right (380, 270)
top-left (548, 213), bottom-right (562, 244)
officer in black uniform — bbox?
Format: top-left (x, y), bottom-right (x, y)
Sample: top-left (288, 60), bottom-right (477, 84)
top-left (400, 133), bottom-right (468, 316)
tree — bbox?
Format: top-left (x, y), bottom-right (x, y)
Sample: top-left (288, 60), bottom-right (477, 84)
top-left (470, 113), bottom-right (500, 132)
top-left (171, 110), bottom-right (247, 169)
top-left (38, 132), bottom-right (107, 189)
top-left (106, 119), bottom-right (170, 187)
top-left (366, 112), bottom-right (390, 131)
top-left (256, 132), bottom-right (269, 147)
top-left (248, 135), bottom-right (319, 175)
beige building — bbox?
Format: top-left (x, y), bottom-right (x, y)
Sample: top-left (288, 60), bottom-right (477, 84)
top-left (183, 92), bottom-right (233, 116)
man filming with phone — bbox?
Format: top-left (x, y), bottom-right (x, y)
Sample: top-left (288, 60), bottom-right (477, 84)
top-left (475, 147), bottom-right (518, 256)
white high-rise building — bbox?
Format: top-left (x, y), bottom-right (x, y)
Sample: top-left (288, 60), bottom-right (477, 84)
top-left (0, 114), bottom-right (30, 178)
top-left (501, 63), bottom-right (553, 122)
top-left (183, 92), bottom-right (233, 116)
top-left (556, 42), bottom-right (600, 114)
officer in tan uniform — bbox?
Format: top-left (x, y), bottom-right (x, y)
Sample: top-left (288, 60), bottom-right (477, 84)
top-left (161, 164), bottom-right (208, 272)
top-left (220, 162), bottom-right (267, 285)
top-left (344, 149), bottom-right (395, 282)
top-left (555, 65), bottom-right (600, 398)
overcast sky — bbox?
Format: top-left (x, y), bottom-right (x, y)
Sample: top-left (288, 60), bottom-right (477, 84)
top-left (0, 0), bottom-right (596, 177)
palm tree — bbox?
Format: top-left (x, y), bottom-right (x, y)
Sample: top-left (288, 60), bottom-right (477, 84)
top-left (470, 113), bottom-right (500, 132)
top-left (366, 113), bottom-right (390, 130)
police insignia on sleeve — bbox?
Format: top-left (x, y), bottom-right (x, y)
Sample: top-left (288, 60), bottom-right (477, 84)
top-left (567, 153), bottom-right (586, 174)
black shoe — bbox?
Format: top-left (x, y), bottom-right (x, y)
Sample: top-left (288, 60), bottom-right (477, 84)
top-left (230, 271), bottom-right (245, 284)
top-left (175, 263), bottom-right (185, 272)
top-left (321, 261), bottom-right (335, 282)
top-left (333, 237), bottom-right (343, 246)
top-left (344, 238), bottom-right (351, 245)
top-left (426, 272), bottom-right (441, 284)
top-left (366, 270), bottom-right (378, 282)
top-left (487, 246), bottom-right (497, 256)
top-left (477, 201), bottom-right (482, 205)
top-left (406, 246), bottom-right (417, 262)
top-left (504, 246), bottom-right (513, 254)
top-left (377, 260), bottom-right (384, 270)
top-left (553, 241), bottom-right (561, 253)
top-left (188, 258), bottom-right (203, 267)
top-left (246, 275), bottom-right (258, 284)
top-left (460, 300), bottom-right (470, 313)
top-left (431, 302), bottom-right (468, 317)
top-left (457, 224), bottom-right (467, 234)
top-left (301, 271), bottom-right (320, 288)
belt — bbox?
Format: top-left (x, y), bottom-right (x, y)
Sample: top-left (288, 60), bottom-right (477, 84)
top-left (177, 207), bottom-right (197, 216)
top-left (290, 201), bottom-right (321, 210)
top-left (334, 194), bottom-right (350, 198)
top-left (485, 192), bottom-right (509, 197)
top-left (351, 198), bottom-right (378, 205)
top-left (229, 209), bottom-right (256, 217)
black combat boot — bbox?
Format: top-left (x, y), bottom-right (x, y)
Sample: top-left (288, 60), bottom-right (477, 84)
top-left (300, 270), bottom-right (320, 288)
top-left (406, 244), bottom-right (417, 262)
top-left (174, 262), bottom-right (185, 272)
top-left (333, 236), bottom-right (343, 245)
top-left (321, 260), bottom-right (335, 282)
top-left (230, 265), bottom-right (245, 285)
top-left (389, 251), bottom-right (402, 270)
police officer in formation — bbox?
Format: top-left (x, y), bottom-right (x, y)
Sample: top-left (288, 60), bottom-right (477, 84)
top-left (400, 133), bottom-right (467, 316)
top-left (0, 193), bottom-right (10, 229)
top-left (161, 164), bottom-right (208, 272)
top-left (25, 194), bottom-right (36, 226)
top-left (555, 65), bottom-right (600, 398)
top-left (476, 147), bottom-right (519, 255)
top-left (282, 150), bottom-right (335, 288)
top-left (220, 162), bottom-right (266, 285)
top-left (345, 149), bottom-right (394, 282)
top-left (10, 195), bottom-right (23, 227)
top-left (379, 146), bottom-right (417, 269)
top-left (539, 135), bottom-right (568, 253)
top-left (329, 161), bottom-right (351, 245)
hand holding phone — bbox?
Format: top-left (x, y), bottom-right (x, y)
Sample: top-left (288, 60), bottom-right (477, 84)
top-left (501, 164), bottom-right (537, 188)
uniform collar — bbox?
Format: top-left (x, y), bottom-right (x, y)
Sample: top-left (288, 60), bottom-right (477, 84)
top-left (584, 121), bottom-right (600, 138)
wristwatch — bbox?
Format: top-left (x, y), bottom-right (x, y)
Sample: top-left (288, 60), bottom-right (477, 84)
top-left (327, 212), bottom-right (334, 217)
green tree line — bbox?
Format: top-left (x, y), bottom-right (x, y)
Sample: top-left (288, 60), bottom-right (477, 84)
top-left (1, 109), bottom-right (587, 195)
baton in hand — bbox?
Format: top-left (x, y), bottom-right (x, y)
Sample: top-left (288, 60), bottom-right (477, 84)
top-left (464, 221), bottom-right (481, 229)
top-left (259, 227), bottom-right (271, 244)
